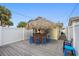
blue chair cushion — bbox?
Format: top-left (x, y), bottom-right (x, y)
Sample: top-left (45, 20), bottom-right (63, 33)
top-left (64, 45), bottom-right (74, 51)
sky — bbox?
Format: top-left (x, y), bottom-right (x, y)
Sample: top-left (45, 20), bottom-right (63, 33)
top-left (0, 3), bottom-right (79, 27)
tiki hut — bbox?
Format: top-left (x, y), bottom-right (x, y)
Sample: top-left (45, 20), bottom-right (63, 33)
top-left (26, 17), bottom-right (54, 43)
top-left (26, 17), bottom-right (63, 41)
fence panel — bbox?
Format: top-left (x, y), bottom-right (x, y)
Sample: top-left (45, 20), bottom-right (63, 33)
top-left (74, 24), bottom-right (79, 55)
top-left (1, 27), bottom-right (24, 45)
top-left (0, 27), bottom-right (33, 46)
top-left (0, 27), bottom-right (2, 46)
top-left (67, 23), bottom-right (79, 55)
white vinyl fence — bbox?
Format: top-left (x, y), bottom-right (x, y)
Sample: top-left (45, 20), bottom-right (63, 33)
top-left (0, 27), bottom-right (33, 46)
top-left (0, 27), bottom-right (2, 46)
top-left (67, 23), bottom-right (79, 55)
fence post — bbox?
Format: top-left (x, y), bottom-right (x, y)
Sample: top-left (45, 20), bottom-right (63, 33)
top-left (73, 25), bottom-right (76, 48)
top-left (23, 28), bottom-right (25, 40)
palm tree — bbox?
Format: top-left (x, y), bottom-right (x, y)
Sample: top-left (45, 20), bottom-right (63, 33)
top-left (0, 5), bottom-right (11, 26)
top-left (5, 20), bottom-right (13, 27)
top-left (17, 21), bottom-right (27, 28)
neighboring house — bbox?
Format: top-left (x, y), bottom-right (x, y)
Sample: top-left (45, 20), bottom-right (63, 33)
top-left (65, 16), bottom-right (79, 42)
top-left (69, 16), bottom-right (79, 26)
top-left (63, 16), bottom-right (78, 40)
top-left (26, 17), bottom-right (63, 40)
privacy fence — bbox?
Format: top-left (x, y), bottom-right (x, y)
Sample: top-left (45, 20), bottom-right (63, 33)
top-left (66, 23), bottom-right (79, 55)
top-left (0, 27), bottom-right (33, 46)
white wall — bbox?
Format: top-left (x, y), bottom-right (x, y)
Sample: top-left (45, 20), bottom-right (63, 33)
top-left (0, 27), bottom-right (33, 46)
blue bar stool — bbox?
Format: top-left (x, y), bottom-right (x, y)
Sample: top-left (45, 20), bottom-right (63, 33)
top-left (36, 37), bottom-right (40, 44)
top-left (29, 36), bottom-right (34, 44)
top-left (43, 36), bottom-right (47, 44)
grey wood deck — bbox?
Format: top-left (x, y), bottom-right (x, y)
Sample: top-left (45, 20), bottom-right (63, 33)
top-left (0, 40), bottom-right (63, 56)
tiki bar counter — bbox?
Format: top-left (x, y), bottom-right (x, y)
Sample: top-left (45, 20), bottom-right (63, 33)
top-left (33, 29), bottom-right (50, 44)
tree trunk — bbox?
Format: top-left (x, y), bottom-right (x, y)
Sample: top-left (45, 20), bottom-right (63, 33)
top-left (0, 20), bottom-right (2, 26)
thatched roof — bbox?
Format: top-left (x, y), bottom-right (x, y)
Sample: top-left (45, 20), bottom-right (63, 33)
top-left (26, 17), bottom-right (63, 29)
top-left (27, 17), bottom-right (52, 29)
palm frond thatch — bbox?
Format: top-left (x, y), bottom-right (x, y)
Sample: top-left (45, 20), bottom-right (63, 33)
top-left (27, 17), bottom-right (53, 29)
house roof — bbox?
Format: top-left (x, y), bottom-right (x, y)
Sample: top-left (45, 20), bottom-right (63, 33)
top-left (69, 16), bottom-right (79, 26)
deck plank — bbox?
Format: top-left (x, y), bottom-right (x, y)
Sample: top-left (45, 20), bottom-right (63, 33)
top-left (0, 40), bottom-right (63, 56)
